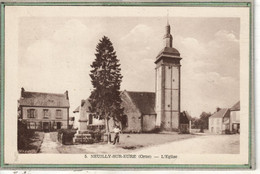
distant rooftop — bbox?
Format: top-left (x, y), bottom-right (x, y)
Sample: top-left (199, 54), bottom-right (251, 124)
top-left (230, 101), bottom-right (240, 111)
top-left (210, 108), bottom-right (229, 118)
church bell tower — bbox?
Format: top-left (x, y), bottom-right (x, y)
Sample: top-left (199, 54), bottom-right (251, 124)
top-left (155, 20), bottom-right (182, 131)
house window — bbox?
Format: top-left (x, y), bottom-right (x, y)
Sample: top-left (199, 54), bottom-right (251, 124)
top-left (56, 110), bottom-right (62, 119)
top-left (27, 109), bottom-right (36, 118)
top-left (36, 122), bottom-right (41, 130)
top-left (43, 109), bottom-right (50, 119)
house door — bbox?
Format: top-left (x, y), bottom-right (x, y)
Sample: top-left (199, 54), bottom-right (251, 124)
top-left (43, 122), bottom-right (50, 132)
top-left (57, 122), bottom-right (61, 129)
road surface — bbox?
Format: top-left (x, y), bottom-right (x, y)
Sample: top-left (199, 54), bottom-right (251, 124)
top-left (39, 133), bottom-right (60, 153)
top-left (134, 134), bottom-right (239, 154)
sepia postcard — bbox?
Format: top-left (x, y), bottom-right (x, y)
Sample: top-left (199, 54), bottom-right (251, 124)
top-left (0, 0), bottom-right (254, 169)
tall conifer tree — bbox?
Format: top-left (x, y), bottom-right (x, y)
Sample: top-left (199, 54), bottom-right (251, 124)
top-left (89, 36), bottom-right (123, 143)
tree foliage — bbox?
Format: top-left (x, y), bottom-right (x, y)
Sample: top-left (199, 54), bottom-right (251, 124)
top-left (199, 112), bottom-right (211, 132)
top-left (191, 112), bottom-right (211, 132)
top-left (89, 36), bottom-right (123, 133)
top-left (191, 117), bottom-right (200, 129)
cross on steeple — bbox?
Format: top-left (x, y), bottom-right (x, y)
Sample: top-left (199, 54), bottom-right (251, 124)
top-left (164, 10), bottom-right (173, 48)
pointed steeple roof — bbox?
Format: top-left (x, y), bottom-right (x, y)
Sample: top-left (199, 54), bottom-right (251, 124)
top-left (155, 17), bottom-right (181, 63)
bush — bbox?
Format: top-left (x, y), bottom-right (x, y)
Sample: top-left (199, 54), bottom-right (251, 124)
top-left (18, 120), bottom-right (35, 150)
top-left (225, 129), bottom-right (231, 134)
top-left (58, 129), bottom-right (77, 145)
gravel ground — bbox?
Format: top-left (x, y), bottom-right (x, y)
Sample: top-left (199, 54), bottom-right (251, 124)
top-left (39, 132), bottom-right (239, 154)
top-left (134, 134), bottom-right (240, 154)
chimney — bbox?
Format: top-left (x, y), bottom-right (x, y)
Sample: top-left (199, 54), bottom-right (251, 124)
top-left (216, 107), bottom-right (221, 112)
top-left (21, 87), bottom-right (25, 97)
top-left (65, 90), bottom-right (69, 100)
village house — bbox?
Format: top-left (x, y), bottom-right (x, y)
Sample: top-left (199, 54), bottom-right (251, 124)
top-left (18, 88), bottom-right (70, 132)
top-left (229, 101), bottom-right (240, 133)
top-left (208, 101), bottom-right (240, 134)
top-left (208, 108), bottom-right (230, 134)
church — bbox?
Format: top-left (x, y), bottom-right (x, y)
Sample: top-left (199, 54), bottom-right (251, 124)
top-left (74, 22), bottom-right (191, 133)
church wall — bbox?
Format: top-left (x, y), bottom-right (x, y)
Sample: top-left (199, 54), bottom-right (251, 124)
top-left (142, 114), bottom-right (156, 132)
top-left (163, 111), bottom-right (179, 130)
top-left (165, 66), bottom-right (171, 89)
top-left (171, 112), bottom-right (179, 130)
top-left (121, 92), bottom-right (142, 132)
top-left (171, 90), bottom-right (179, 111)
top-left (163, 65), bottom-right (179, 130)
top-left (155, 66), bottom-right (162, 127)
top-left (163, 111), bottom-right (171, 130)
top-left (172, 66), bottom-right (179, 89)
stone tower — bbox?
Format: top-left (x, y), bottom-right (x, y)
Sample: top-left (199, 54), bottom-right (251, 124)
top-left (155, 21), bottom-right (182, 131)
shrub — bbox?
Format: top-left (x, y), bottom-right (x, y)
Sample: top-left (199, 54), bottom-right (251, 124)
top-left (225, 129), bottom-right (231, 134)
top-left (58, 129), bottom-right (77, 145)
top-left (18, 120), bottom-right (35, 150)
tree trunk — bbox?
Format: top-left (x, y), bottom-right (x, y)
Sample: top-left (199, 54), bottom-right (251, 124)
top-left (105, 117), bottom-right (110, 144)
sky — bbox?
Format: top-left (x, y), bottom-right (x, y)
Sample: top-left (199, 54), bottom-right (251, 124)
top-left (18, 15), bottom-right (240, 118)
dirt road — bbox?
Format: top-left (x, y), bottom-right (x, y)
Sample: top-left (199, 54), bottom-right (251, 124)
top-left (39, 133), bottom-right (60, 153)
top-left (134, 134), bottom-right (239, 154)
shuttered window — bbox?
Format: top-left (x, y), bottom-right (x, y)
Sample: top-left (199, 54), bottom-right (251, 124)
top-left (43, 109), bottom-right (50, 118)
top-left (56, 110), bottom-right (62, 119)
top-left (27, 109), bottom-right (36, 118)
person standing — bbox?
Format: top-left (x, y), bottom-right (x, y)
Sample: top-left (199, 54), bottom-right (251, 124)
top-left (113, 125), bottom-right (121, 145)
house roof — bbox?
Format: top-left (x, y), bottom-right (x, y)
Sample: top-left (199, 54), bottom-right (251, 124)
top-left (19, 89), bottom-right (70, 107)
top-left (81, 99), bottom-right (92, 112)
top-left (125, 91), bottom-right (156, 115)
top-left (210, 108), bottom-right (229, 118)
top-left (230, 101), bottom-right (240, 111)
top-left (73, 106), bottom-right (80, 113)
top-left (74, 99), bottom-right (92, 113)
